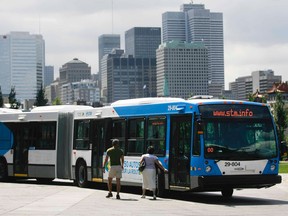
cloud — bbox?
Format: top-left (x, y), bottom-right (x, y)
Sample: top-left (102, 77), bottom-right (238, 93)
top-left (225, 42), bottom-right (288, 88)
top-left (1, 0), bottom-right (288, 88)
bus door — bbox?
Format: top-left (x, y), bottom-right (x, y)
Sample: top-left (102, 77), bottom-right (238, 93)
top-left (91, 119), bottom-right (111, 181)
top-left (169, 114), bottom-right (192, 188)
top-left (13, 123), bottom-right (30, 177)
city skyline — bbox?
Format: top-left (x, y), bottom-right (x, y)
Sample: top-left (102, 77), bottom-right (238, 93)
top-left (1, 0), bottom-right (287, 89)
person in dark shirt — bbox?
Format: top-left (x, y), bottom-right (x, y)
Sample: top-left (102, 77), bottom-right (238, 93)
top-left (103, 139), bottom-right (124, 199)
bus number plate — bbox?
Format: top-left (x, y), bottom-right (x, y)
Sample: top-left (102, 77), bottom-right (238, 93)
top-left (224, 162), bottom-right (240, 167)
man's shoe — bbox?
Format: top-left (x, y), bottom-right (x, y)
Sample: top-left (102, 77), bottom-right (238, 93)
top-left (116, 194), bottom-right (120, 199)
top-left (106, 192), bottom-right (113, 198)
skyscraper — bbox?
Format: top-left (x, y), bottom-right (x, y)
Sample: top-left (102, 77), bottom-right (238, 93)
top-left (98, 34), bottom-right (121, 69)
top-left (44, 66), bottom-right (54, 87)
top-left (102, 49), bottom-right (157, 103)
top-left (0, 32), bottom-right (45, 101)
top-left (162, 3), bottom-right (224, 96)
top-left (125, 27), bottom-right (161, 58)
top-left (98, 34), bottom-right (121, 99)
top-left (156, 40), bottom-right (209, 98)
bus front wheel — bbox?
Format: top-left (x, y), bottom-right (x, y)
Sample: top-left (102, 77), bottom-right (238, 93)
top-left (221, 188), bottom-right (233, 198)
top-left (76, 160), bottom-right (88, 188)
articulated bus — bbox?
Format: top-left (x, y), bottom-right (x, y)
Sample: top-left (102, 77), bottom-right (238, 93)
top-left (0, 98), bottom-right (282, 197)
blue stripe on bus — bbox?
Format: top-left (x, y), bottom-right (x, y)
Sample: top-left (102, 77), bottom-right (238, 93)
top-left (0, 122), bottom-right (13, 156)
top-left (113, 102), bottom-right (188, 117)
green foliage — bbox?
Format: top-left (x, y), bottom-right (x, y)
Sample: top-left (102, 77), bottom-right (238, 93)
top-left (247, 93), bottom-right (254, 102)
top-left (0, 86), bottom-right (3, 108)
top-left (247, 92), bottom-right (267, 103)
top-left (52, 97), bottom-right (62, 105)
top-left (272, 93), bottom-right (288, 143)
top-left (8, 86), bottom-right (21, 109)
top-left (34, 84), bottom-right (48, 106)
top-left (279, 162), bottom-right (288, 173)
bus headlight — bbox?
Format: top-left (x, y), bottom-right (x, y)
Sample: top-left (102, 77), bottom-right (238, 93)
top-left (205, 165), bottom-right (212, 173)
top-left (270, 164), bottom-right (276, 171)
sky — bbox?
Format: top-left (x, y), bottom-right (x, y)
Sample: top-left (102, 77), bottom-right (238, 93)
top-left (1, 0), bottom-right (288, 89)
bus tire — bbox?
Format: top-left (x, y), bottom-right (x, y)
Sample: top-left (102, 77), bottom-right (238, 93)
top-left (0, 158), bottom-right (8, 182)
top-left (76, 160), bottom-right (88, 188)
top-left (221, 188), bottom-right (233, 198)
top-left (157, 170), bottom-right (168, 198)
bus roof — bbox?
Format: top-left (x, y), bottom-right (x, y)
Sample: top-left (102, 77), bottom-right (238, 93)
top-left (111, 97), bottom-right (267, 108)
top-left (31, 105), bottom-right (93, 113)
top-left (0, 108), bottom-right (22, 114)
top-left (111, 97), bottom-right (186, 106)
top-left (186, 98), bottom-right (268, 106)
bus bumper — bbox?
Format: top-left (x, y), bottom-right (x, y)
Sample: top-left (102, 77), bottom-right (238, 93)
top-left (191, 174), bottom-right (282, 191)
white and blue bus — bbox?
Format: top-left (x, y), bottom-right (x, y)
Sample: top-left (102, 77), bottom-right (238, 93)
top-left (0, 98), bottom-right (282, 197)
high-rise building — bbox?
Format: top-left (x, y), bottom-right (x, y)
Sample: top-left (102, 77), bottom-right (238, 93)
top-left (229, 69), bottom-right (282, 100)
top-left (156, 40), bottom-right (209, 99)
top-left (59, 58), bottom-right (91, 103)
top-left (125, 27), bottom-right (161, 58)
top-left (44, 66), bottom-right (54, 87)
top-left (98, 34), bottom-right (120, 97)
top-left (101, 49), bottom-right (157, 103)
top-left (0, 32), bottom-right (45, 101)
top-left (98, 34), bottom-right (121, 70)
top-left (162, 3), bottom-right (224, 96)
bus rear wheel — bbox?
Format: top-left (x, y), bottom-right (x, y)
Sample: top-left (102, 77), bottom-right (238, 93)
top-left (76, 161), bottom-right (88, 188)
top-left (0, 159), bottom-right (8, 182)
top-left (221, 188), bottom-right (233, 198)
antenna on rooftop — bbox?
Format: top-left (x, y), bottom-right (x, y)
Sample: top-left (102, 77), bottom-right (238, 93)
top-left (38, 15), bottom-right (41, 34)
top-left (111, 0), bottom-right (114, 34)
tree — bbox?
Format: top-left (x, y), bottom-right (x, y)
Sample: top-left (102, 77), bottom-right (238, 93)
top-left (272, 93), bottom-right (288, 143)
top-left (0, 86), bottom-right (3, 108)
top-left (52, 97), bottom-right (62, 105)
top-left (34, 84), bottom-right (48, 106)
top-left (8, 86), bottom-right (20, 109)
top-left (247, 92), bottom-right (267, 103)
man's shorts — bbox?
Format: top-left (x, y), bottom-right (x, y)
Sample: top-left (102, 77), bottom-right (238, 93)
top-left (108, 165), bottom-right (122, 178)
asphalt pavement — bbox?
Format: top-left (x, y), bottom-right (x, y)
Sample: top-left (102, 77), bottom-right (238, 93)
top-left (0, 174), bottom-right (287, 216)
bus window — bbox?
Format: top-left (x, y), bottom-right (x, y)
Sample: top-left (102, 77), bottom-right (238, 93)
top-left (74, 120), bottom-right (90, 150)
top-left (127, 118), bottom-right (145, 156)
top-left (203, 119), bottom-right (277, 160)
top-left (147, 116), bottom-right (166, 156)
top-left (112, 119), bottom-right (126, 152)
top-left (35, 122), bottom-right (56, 149)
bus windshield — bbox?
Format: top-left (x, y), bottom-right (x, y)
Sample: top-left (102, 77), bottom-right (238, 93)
top-left (199, 104), bottom-right (278, 160)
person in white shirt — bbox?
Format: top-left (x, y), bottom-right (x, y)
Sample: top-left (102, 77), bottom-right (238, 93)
top-left (139, 146), bottom-right (168, 200)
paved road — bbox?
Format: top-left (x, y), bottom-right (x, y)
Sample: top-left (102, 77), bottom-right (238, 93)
top-left (0, 175), bottom-right (287, 216)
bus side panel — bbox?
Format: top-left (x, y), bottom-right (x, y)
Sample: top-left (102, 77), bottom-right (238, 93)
top-left (28, 150), bottom-right (56, 178)
top-left (0, 122), bottom-right (14, 177)
top-left (56, 112), bottom-right (73, 179)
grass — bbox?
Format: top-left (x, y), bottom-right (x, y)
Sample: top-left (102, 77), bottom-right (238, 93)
top-left (279, 162), bottom-right (288, 173)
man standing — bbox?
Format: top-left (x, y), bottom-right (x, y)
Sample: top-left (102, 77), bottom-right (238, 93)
top-left (103, 139), bottom-right (124, 199)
